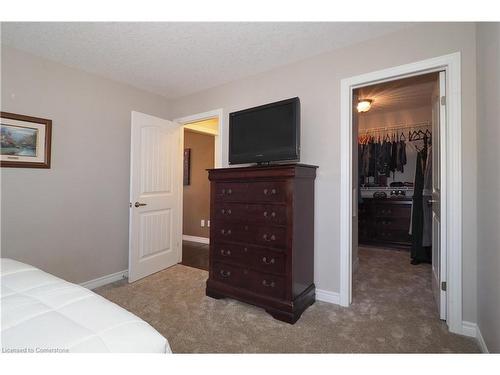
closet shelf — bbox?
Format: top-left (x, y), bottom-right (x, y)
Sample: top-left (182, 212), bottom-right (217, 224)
top-left (360, 186), bottom-right (414, 191)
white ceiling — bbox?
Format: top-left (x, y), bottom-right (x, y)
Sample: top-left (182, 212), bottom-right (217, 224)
top-left (355, 73), bottom-right (439, 113)
top-left (1, 22), bottom-right (414, 99)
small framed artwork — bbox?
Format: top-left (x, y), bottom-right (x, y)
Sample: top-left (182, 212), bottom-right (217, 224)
top-left (183, 148), bottom-right (191, 185)
top-left (1, 112), bottom-right (52, 169)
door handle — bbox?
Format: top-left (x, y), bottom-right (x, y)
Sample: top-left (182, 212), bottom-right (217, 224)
top-left (134, 202), bottom-right (147, 208)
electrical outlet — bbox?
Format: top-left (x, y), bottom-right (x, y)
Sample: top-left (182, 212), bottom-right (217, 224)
top-left (207, 220), bottom-right (210, 227)
top-left (201, 219), bottom-right (205, 227)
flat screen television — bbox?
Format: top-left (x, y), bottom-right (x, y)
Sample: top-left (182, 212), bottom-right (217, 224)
top-left (229, 97), bottom-right (300, 165)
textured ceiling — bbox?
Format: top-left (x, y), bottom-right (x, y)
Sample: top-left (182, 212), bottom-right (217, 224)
top-left (1, 22), bottom-right (414, 99)
top-left (355, 72), bottom-right (439, 113)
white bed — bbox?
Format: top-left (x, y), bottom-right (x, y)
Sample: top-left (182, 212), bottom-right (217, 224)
top-left (1, 258), bottom-right (171, 353)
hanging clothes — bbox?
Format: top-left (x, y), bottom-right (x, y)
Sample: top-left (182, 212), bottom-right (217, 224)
top-left (381, 140), bottom-right (392, 177)
top-left (396, 140), bottom-right (407, 173)
top-left (389, 139), bottom-right (398, 174)
top-left (410, 144), bottom-right (432, 264)
top-left (367, 139), bottom-right (377, 177)
top-left (422, 144), bottom-right (433, 247)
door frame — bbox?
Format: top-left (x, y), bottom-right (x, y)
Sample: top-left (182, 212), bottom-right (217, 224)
top-left (173, 109), bottom-right (224, 262)
top-left (339, 53), bottom-right (463, 334)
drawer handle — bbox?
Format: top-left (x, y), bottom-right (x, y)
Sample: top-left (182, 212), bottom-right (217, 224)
top-left (262, 256), bottom-right (275, 265)
top-left (221, 188), bottom-right (233, 196)
top-left (221, 208), bottom-right (232, 215)
top-left (219, 270), bottom-right (231, 278)
top-left (262, 233), bottom-right (276, 241)
top-left (221, 229), bottom-right (232, 236)
top-left (220, 249), bottom-right (231, 257)
top-left (263, 188), bottom-right (277, 195)
top-left (263, 211), bottom-right (277, 218)
top-left (262, 279), bottom-right (275, 288)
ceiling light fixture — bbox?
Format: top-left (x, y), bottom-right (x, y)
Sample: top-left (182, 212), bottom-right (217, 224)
top-left (357, 99), bottom-right (373, 113)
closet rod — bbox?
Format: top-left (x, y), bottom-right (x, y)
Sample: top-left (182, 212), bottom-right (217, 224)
top-left (361, 121), bottom-right (431, 134)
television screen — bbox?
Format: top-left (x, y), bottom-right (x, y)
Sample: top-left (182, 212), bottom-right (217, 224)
top-left (229, 97), bottom-right (300, 164)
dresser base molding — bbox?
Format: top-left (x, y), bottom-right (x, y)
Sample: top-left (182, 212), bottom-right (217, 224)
top-left (206, 280), bottom-right (315, 324)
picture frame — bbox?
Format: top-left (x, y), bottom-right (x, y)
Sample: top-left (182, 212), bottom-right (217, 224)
top-left (183, 148), bottom-right (191, 185)
top-left (1, 112), bottom-right (52, 169)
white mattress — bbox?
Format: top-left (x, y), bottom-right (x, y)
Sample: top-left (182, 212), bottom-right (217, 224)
top-left (1, 258), bottom-right (171, 353)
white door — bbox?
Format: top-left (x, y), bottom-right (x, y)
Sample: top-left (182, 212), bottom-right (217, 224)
top-left (129, 111), bottom-right (182, 283)
top-left (431, 72), bottom-right (446, 319)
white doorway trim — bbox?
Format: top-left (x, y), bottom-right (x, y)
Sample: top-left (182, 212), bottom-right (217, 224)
top-left (174, 109), bottom-right (223, 262)
top-left (174, 109), bottom-right (224, 169)
top-left (339, 53), bottom-right (463, 334)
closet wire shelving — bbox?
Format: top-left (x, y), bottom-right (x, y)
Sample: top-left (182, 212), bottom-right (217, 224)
top-left (358, 121), bottom-right (432, 143)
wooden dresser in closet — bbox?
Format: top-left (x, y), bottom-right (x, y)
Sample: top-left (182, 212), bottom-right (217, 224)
top-left (358, 197), bottom-right (412, 248)
top-left (206, 164), bottom-right (317, 324)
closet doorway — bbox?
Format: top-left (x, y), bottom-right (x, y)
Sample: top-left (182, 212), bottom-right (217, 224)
top-left (353, 72), bottom-right (446, 321)
top-left (339, 53), bottom-right (463, 334)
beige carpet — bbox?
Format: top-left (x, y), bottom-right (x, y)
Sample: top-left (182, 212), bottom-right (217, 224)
top-left (95, 247), bottom-right (479, 353)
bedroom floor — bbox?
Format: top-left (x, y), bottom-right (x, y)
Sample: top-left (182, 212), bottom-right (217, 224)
top-left (180, 240), bottom-right (209, 271)
top-left (95, 247), bottom-right (479, 353)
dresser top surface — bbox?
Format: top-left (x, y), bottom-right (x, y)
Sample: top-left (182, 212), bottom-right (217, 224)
top-left (208, 163), bottom-right (318, 172)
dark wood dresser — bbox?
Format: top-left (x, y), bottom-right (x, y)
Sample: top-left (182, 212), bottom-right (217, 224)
top-left (206, 164), bottom-right (317, 324)
top-left (358, 197), bottom-right (412, 248)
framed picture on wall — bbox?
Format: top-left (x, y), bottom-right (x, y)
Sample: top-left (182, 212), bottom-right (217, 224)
top-left (1, 112), bottom-right (52, 168)
top-left (183, 148), bottom-right (191, 185)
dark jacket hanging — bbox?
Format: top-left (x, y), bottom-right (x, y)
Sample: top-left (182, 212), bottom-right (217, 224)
top-left (410, 147), bottom-right (431, 264)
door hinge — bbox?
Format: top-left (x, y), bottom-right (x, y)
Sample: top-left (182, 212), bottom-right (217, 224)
top-left (441, 281), bottom-right (447, 291)
top-left (441, 96), bottom-right (446, 106)
top-left (129, 202), bottom-right (132, 208)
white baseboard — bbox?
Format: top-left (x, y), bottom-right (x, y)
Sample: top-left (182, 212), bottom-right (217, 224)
top-left (316, 289), bottom-right (341, 305)
top-left (80, 269), bottom-right (128, 290)
top-left (461, 321), bottom-right (477, 337)
top-left (183, 235), bottom-right (209, 244)
top-left (461, 321), bottom-right (489, 353)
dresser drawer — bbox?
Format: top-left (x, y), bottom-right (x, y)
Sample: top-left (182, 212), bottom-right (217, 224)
top-left (212, 262), bottom-right (248, 289)
top-left (376, 217), bottom-right (411, 230)
top-left (213, 223), bottom-right (251, 243)
top-left (247, 205), bottom-right (287, 225)
top-left (212, 242), bottom-right (286, 274)
top-left (248, 181), bottom-right (287, 203)
top-left (211, 242), bottom-right (248, 264)
top-left (377, 228), bottom-right (411, 243)
top-left (214, 182), bottom-right (248, 202)
top-left (213, 224), bottom-right (287, 248)
top-left (213, 203), bottom-right (248, 223)
top-left (214, 203), bottom-right (287, 226)
top-left (255, 226), bottom-right (287, 248)
top-left (375, 204), bottom-right (411, 218)
top-left (248, 270), bottom-right (286, 300)
top-left (250, 247), bottom-right (286, 274)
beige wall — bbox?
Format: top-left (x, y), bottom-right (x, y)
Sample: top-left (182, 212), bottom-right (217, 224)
top-left (476, 22), bottom-right (500, 352)
top-left (183, 130), bottom-right (214, 238)
top-left (1, 46), bottom-right (173, 284)
top-left (169, 23), bottom-right (478, 322)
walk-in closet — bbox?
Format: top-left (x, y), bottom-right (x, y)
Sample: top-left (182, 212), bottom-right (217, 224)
top-left (352, 72), bottom-right (444, 318)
